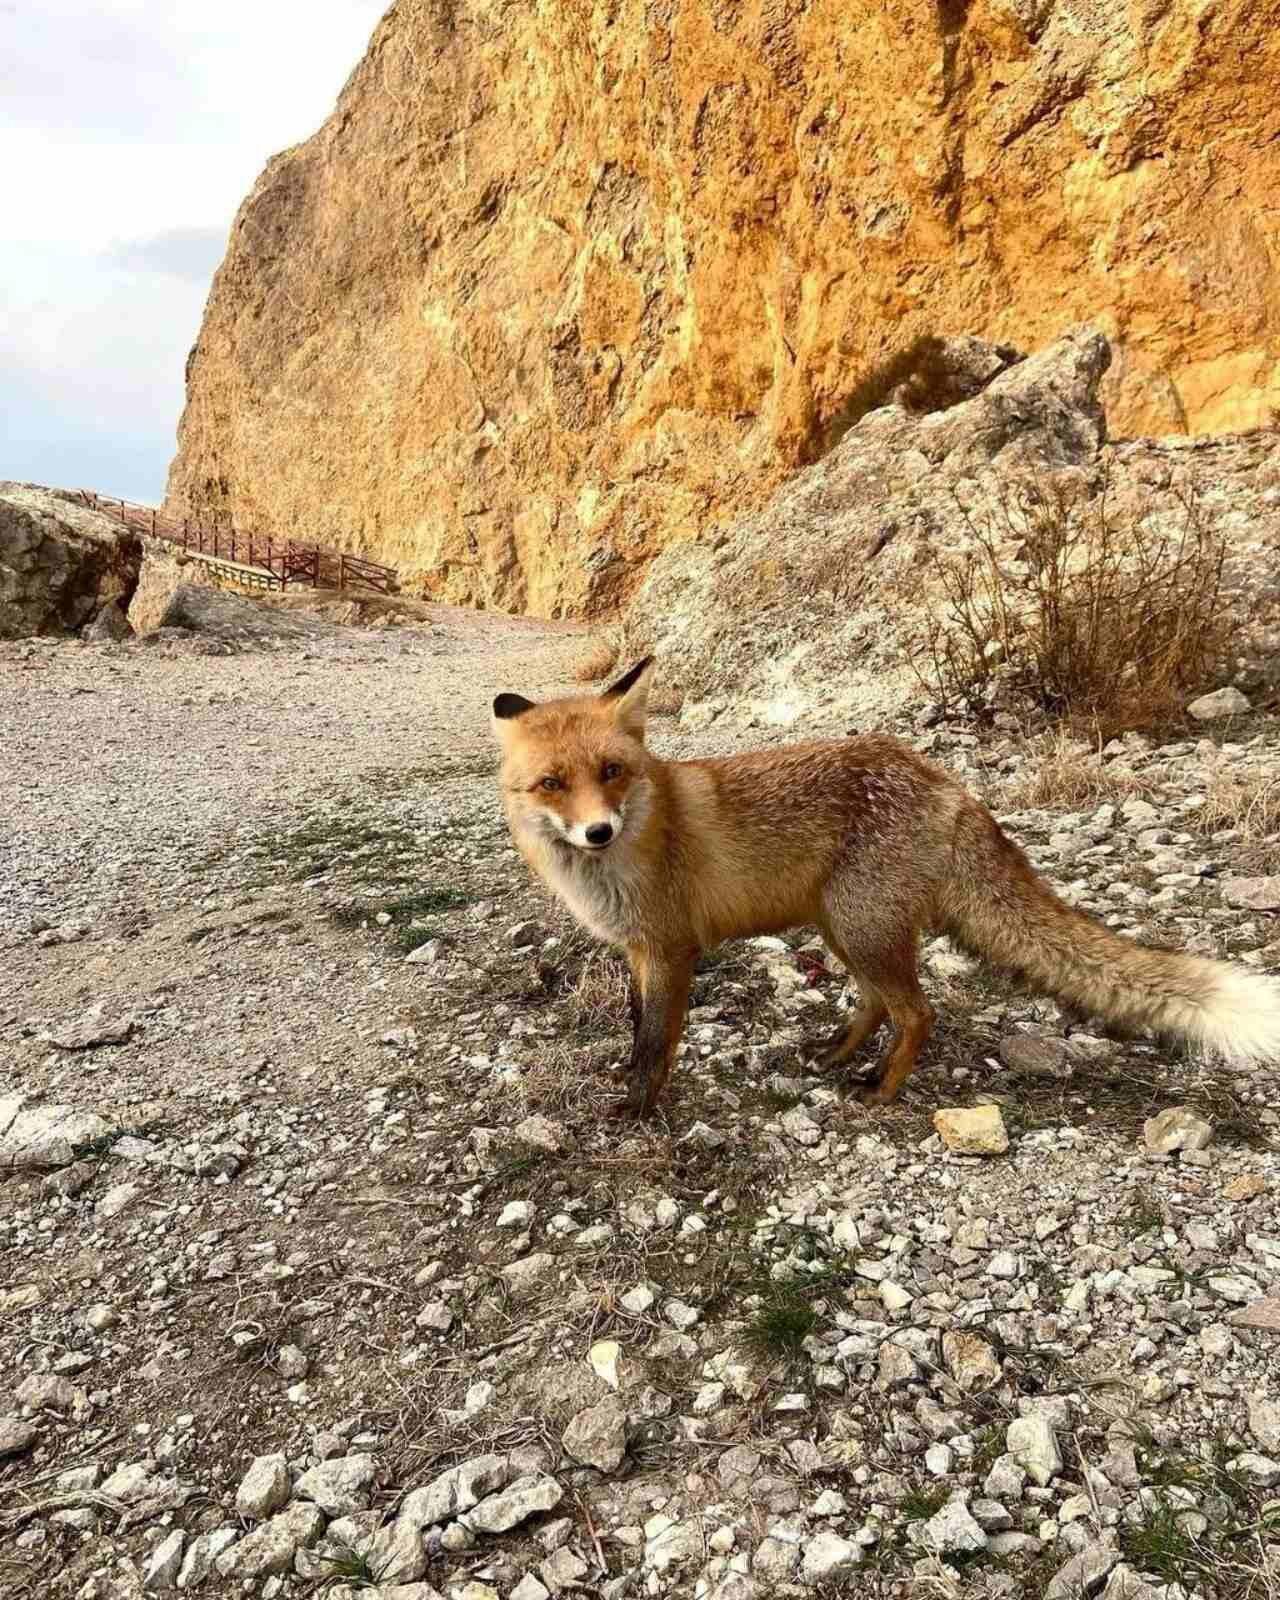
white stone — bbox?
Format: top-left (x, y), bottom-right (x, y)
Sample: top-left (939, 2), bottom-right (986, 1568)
top-left (1006, 1415), bottom-right (1062, 1486)
top-left (914, 1494), bottom-right (987, 1555)
top-left (801, 1529), bottom-right (860, 1581)
top-left (235, 1454), bottom-right (291, 1520)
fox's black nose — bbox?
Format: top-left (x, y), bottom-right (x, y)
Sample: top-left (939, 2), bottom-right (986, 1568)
top-left (585, 822), bottom-right (614, 846)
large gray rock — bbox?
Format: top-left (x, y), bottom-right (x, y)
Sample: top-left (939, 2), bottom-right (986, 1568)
top-left (0, 1418), bottom-right (37, 1457)
top-left (1006, 1414), bottom-right (1063, 1486)
top-left (15, 1374), bottom-right (84, 1413)
top-left (1046, 1542), bottom-right (1120, 1600)
top-left (176, 1526), bottom-right (239, 1588)
top-left (561, 1398), bottom-right (627, 1472)
top-left (235, 1454), bottom-right (291, 1520)
top-left (400, 1454), bottom-right (511, 1527)
top-left (0, 1096), bottom-right (115, 1169)
top-left (1187, 686), bottom-right (1250, 720)
top-left (625, 327), bottom-right (1280, 729)
top-left (44, 1006), bottom-right (134, 1051)
top-left (1249, 1393), bottom-right (1280, 1453)
top-left (1222, 877), bottom-right (1280, 913)
top-left (214, 1502), bottom-right (325, 1579)
top-left (293, 1452), bottom-right (377, 1515)
top-left (85, 598), bottom-right (134, 642)
top-left (132, 575), bottom-right (333, 646)
top-left (801, 1529), bottom-right (861, 1581)
top-left (460, 1473), bottom-right (563, 1534)
top-left (144, 1529), bottom-right (186, 1592)
top-left (0, 483), bottom-right (140, 639)
top-left (913, 1494), bottom-right (988, 1556)
top-left (1143, 1107), bottom-right (1213, 1154)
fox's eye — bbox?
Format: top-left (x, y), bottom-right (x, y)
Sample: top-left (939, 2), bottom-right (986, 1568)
top-left (539, 775), bottom-right (563, 792)
top-left (601, 762), bottom-right (623, 782)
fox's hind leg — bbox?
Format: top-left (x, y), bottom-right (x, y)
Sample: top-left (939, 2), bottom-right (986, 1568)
top-left (844, 941), bottom-right (933, 1104)
top-left (821, 901), bottom-right (934, 1101)
top-left (811, 925), bottom-right (888, 1067)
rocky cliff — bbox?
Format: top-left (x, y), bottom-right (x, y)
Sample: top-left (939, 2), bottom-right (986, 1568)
top-left (168, 0), bottom-right (1280, 617)
top-left (0, 485), bottom-right (141, 640)
top-left (626, 327), bottom-right (1280, 729)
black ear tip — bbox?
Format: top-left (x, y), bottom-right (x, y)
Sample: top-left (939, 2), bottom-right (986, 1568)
top-left (603, 655), bottom-right (655, 700)
top-left (493, 692), bottom-right (535, 720)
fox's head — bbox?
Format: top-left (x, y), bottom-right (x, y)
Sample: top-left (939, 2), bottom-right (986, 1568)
top-left (491, 657), bottom-right (654, 854)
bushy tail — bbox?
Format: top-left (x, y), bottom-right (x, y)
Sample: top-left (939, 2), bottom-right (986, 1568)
top-left (942, 803), bottom-right (1280, 1063)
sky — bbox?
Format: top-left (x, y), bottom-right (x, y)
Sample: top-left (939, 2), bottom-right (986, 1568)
top-left (1, 0), bottom-right (387, 503)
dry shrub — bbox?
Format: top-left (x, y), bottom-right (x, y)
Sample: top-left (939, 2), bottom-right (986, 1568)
top-left (519, 1043), bottom-right (598, 1116)
top-left (911, 473), bottom-right (1228, 735)
top-left (571, 634), bottom-right (620, 684)
top-left (1000, 731), bottom-right (1157, 811)
top-left (1194, 769), bottom-right (1280, 872)
top-left (1196, 769), bottom-right (1280, 839)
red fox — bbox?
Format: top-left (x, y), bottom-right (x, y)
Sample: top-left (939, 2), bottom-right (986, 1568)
top-left (492, 658), bottom-right (1280, 1118)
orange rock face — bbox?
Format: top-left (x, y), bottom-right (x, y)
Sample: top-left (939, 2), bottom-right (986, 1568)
top-left (166, 0), bottom-right (1280, 616)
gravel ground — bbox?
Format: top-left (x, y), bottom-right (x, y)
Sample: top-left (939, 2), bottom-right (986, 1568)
top-left (1, 607), bottom-right (1278, 1600)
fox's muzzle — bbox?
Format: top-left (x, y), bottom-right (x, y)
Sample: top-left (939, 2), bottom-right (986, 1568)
top-left (560, 810), bottom-right (623, 852)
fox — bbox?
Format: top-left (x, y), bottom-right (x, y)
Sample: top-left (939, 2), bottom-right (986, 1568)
top-left (491, 656), bottom-right (1280, 1118)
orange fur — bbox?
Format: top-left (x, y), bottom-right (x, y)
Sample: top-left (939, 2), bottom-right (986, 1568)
top-left (492, 661), bottom-right (1280, 1117)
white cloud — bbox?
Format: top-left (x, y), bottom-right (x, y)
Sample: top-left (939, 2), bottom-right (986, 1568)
top-left (0, 0), bottom-right (386, 501)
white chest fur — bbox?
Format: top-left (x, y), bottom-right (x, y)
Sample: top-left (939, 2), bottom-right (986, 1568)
top-left (538, 843), bottom-right (649, 947)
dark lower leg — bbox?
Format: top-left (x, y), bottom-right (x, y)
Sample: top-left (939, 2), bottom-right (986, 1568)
top-left (622, 946), bottom-right (694, 1117)
top-left (813, 994), bottom-right (889, 1067)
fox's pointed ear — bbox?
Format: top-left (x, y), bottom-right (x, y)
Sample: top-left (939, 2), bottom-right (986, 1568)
top-left (491, 692), bottom-right (535, 741)
top-left (601, 656), bottom-right (654, 739)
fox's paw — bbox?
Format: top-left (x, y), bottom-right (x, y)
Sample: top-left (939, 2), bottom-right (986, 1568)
top-left (804, 1027), bottom-right (849, 1065)
top-left (609, 1094), bottom-right (657, 1122)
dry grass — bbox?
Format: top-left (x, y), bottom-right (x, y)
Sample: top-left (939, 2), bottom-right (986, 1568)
top-left (570, 634), bottom-right (620, 684)
top-left (564, 947), bottom-right (633, 1028)
top-left (909, 473), bottom-right (1229, 735)
top-left (518, 1040), bottom-right (611, 1118)
top-left (998, 731), bottom-right (1156, 811)
top-left (1195, 768), bottom-right (1280, 843)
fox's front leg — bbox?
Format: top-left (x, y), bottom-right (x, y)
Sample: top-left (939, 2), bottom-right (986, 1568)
top-left (622, 944), bottom-right (695, 1117)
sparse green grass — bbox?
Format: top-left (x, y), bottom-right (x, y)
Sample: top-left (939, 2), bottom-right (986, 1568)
top-left (388, 888), bottom-right (472, 918)
top-left (970, 1424), bottom-right (1004, 1478)
top-left (1122, 1435), bottom-right (1280, 1598)
top-left (738, 1250), bottom-right (866, 1362)
top-left (1121, 1500), bottom-right (1199, 1583)
top-left (743, 1290), bottom-right (819, 1359)
top-left (316, 1544), bottom-right (380, 1588)
top-left (898, 1484), bottom-right (949, 1522)
top-left (278, 811), bottom-right (421, 881)
top-left (330, 885), bottom-right (473, 955)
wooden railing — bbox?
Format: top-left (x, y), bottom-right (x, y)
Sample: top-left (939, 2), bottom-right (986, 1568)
top-left (75, 491), bottom-right (398, 596)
